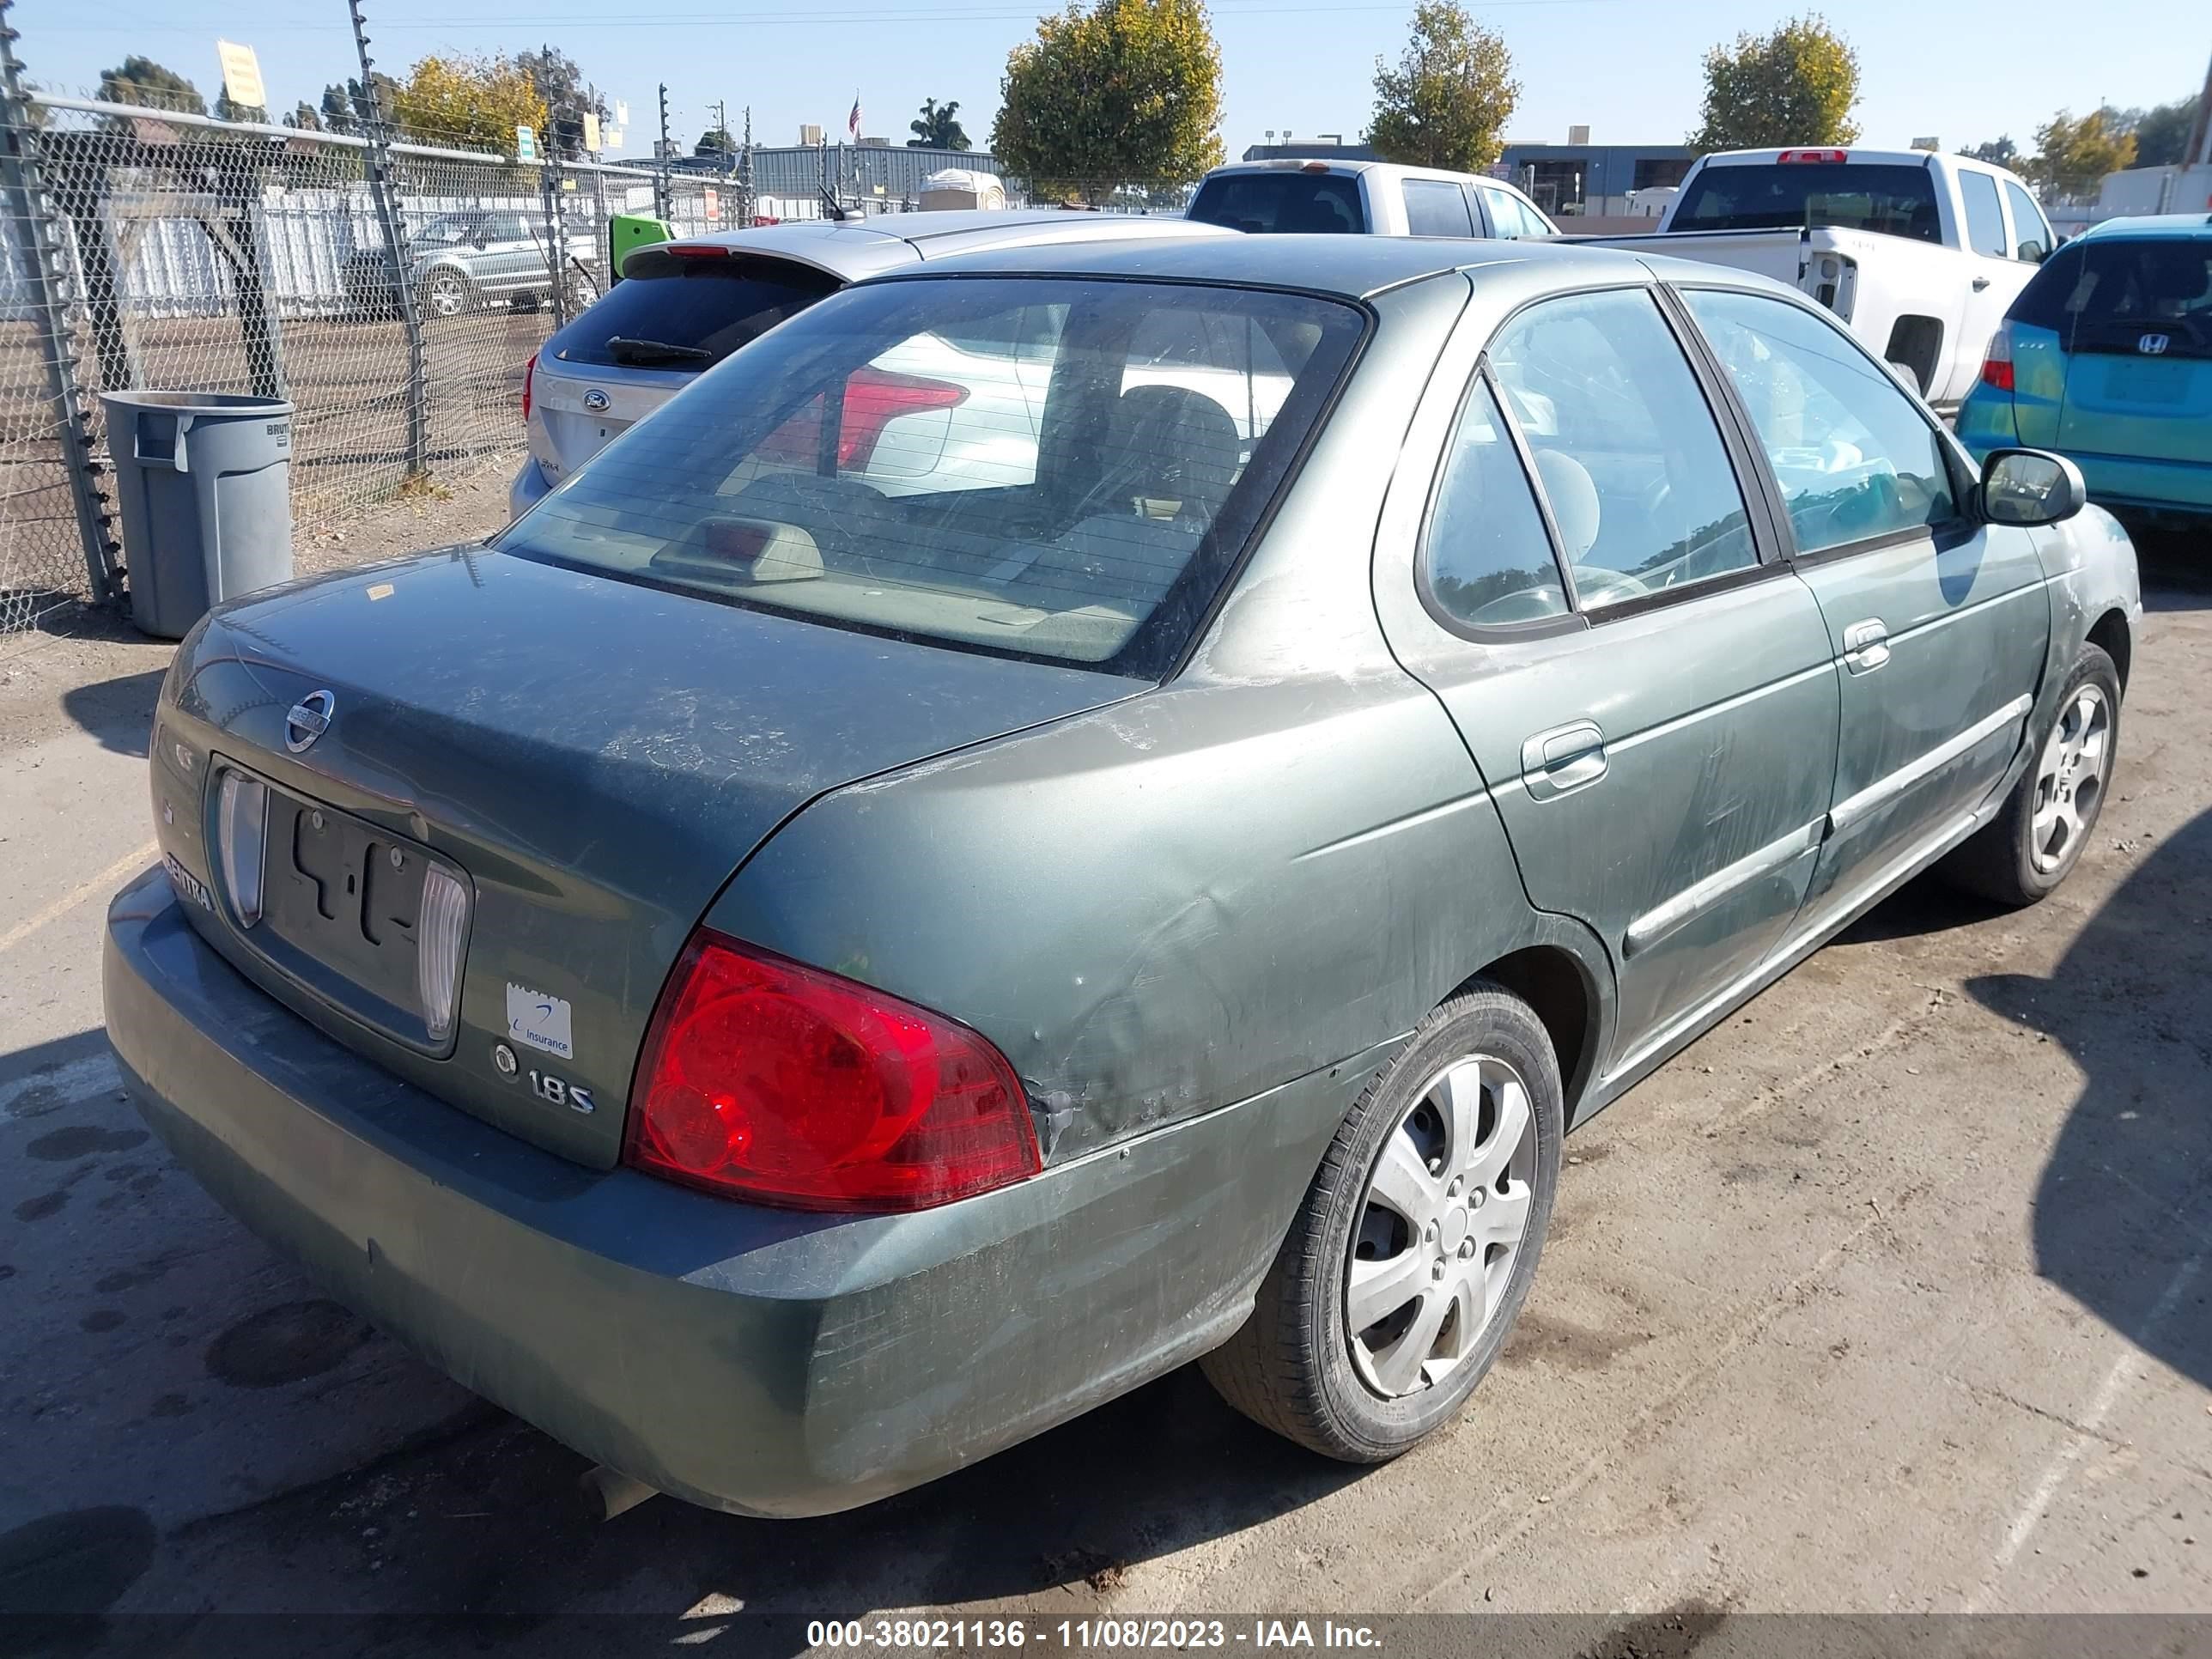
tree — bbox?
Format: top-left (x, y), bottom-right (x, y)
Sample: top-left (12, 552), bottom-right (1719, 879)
top-left (992, 0), bottom-right (1224, 202)
top-left (1960, 136), bottom-right (2019, 169)
top-left (284, 101), bottom-right (323, 132)
top-left (515, 46), bottom-right (607, 155)
top-left (2027, 109), bottom-right (2136, 199)
top-left (214, 90), bottom-right (269, 125)
top-left (98, 55), bottom-right (206, 115)
top-left (392, 54), bottom-right (547, 153)
top-left (696, 127), bottom-right (734, 156)
top-left (909, 96), bottom-right (970, 150)
top-left (2132, 98), bottom-right (2196, 168)
top-left (1364, 1), bottom-right (1518, 173)
top-left (1688, 14), bottom-right (1860, 151)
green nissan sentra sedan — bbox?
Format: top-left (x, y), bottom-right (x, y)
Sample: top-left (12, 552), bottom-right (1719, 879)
top-left (106, 235), bottom-right (2142, 1516)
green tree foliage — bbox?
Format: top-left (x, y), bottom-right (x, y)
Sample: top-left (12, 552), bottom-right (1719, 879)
top-left (285, 101), bottom-right (323, 132)
top-left (2027, 109), bottom-right (2136, 199)
top-left (1960, 136), bottom-right (2019, 169)
top-left (1364, 2), bottom-right (1519, 173)
top-left (992, 0), bottom-right (1225, 201)
top-left (2130, 99), bottom-right (2197, 169)
top-left (1688, 14), bottom-right (1861, 151)
top-left (392, 55), bottom-right (548, 153)
top-left (214, 91), bottom-right (269, 125)
top-left (696, 126), bottom-right (734, 156)
top-left (909, 97), bottom-right (971, 150)
top-left (99, 55), bottom-right (206, 115)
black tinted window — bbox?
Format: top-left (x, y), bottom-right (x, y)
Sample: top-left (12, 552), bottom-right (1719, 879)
top-left (2035, 239), bottom-right (2212, 357)
top-left (546, 254), bottom-right (843, 371)
top-left (1403, 179), bottom-right (1474, 236)
top-left (2008, 242), bottom-right (2087, 331)
top-left (1670, 162), bottom-right (1942, 242)
top-left (1188, 172), bottom-right (1365, 234)
top-left (1960, 171), bottom-right (2007, 258)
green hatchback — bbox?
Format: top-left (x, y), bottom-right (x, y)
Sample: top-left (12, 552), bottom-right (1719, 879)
top-left (107, 237), bottom-right (2141, 1517)
top-left (1960, 213), bottom-right (2212, 521)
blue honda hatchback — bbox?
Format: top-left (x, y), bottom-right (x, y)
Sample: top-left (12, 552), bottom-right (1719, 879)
top-left (1959, 214), bottom-right (2212, 521)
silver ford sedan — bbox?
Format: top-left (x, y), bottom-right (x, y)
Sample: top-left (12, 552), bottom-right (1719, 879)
top-left (108, 234), bottom-right (2140, 1517)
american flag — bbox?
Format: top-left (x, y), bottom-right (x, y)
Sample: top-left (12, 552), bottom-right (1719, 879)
top-left (848, 95), bottom-right (861, 140)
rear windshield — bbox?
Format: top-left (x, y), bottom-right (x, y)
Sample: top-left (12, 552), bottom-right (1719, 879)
top-left (500, 276), bottom-right (1366, 674)
top-left (544, 252), bottom-right (842, 372)
top-left (1188, 172), bottom-right (1367, 234)
top-left (2010, 237), bottom-right (2212, 358)
top-left (1670, 162), bottom-right (1942, 242)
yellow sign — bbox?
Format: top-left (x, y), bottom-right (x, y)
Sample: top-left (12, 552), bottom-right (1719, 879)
top-left (216, 40), bottom-right (265, 113)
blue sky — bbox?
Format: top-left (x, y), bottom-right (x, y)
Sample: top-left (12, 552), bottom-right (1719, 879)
top-left (24, 0), bottom-right (2203, 160)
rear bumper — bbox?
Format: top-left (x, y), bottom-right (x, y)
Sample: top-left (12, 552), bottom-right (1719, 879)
top-left (507, 456), bottom-right (554, 520)
top-left (104, 868), bottom-right (1365, 1516)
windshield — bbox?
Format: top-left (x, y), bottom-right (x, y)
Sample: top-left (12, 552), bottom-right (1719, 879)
top-left (545, 253), bottom-right (844, 371)
top-left (499, 276), bottom-right (1365, 673)
top-left (2013, 237), bottom-right (2212, 359)
top-left (1189, 172), bottom-right (1367, 234)
top-left (1670, 162), bottom-right (1942, 242)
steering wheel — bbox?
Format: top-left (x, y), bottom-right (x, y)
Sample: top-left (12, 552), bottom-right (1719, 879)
top-left (1465, 564), bottom-right (1650, 627)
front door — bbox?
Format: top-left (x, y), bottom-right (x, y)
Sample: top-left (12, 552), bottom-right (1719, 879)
top-left (1376, 284), bottom-right (1841, 1074)
top-left (1680, 287), bottom-right (2053, 924)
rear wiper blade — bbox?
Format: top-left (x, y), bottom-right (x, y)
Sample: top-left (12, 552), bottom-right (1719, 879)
top-left (603, 336), bottom-right (714, 365)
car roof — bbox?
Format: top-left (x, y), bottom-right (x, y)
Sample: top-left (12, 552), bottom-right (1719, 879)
top-left (661, 210), bottom-right (1233, 281)
top-left (2076, 212), bottom-right (2212, 242)
top-left (860, 231), bottom-right (1785, 302)
top-left (1203, 158), bottom-right (1528, 188)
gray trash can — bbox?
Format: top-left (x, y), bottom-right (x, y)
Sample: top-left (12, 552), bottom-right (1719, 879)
top-left (100, 390), bottom-right (295, 639)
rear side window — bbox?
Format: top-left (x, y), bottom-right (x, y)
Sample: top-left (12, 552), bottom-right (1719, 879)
top-left (2028, 238), bottom-right (2212, 358)
top-left (1188, 172), bottom-right (1366, 234)
top-left (545, 254), bottom-right (842, 372)
top-left (1670, 162), bottom-right (1943, 243)
top-left (2003, 180), bottom-right (2051, 262)
top-left (501, 276), bottom-right (1364, 672)
top-left (1960, 171), bottom-right (2008, 258)
top-left (1480, 189), bottom-right (1547, 239)
top-left (1403, 179), bottom-right (1474, 237)
top-left (1423, 376), bottom-right (1568, 627)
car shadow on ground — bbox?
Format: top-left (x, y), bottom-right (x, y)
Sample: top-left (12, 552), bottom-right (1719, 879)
top-left (1967, 804), bottom-right (2212, 1398)
top-left (56, 670), bottom-right (167, 760)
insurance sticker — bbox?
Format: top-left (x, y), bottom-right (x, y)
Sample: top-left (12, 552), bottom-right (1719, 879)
top-left (505, 983), bottom-right (575, 1060)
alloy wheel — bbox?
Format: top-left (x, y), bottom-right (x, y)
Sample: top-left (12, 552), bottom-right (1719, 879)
top-left (426, 273), bottom-right (468, 318)
top-left (2030, 683), bottom-right (2112, 874)
top-left (1345, 1054), bottom-right (1538, 1398)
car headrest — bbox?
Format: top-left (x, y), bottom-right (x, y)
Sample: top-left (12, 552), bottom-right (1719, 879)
top-left (1532, 447), bottom-right (1601, 562)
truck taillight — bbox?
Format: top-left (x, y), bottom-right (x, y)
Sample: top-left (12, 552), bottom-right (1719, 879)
top-left (623, 931), bottom-right (1041, 1212)
top-left (1778, 149), bottom-right (1850, 164)
top-left (1980, 323), bottom-right (2015, 392)
top-left (521, 353), bottom-right (535, 423)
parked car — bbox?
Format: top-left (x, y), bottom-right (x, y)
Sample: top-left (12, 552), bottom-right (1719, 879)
top-left (1584, 148), bottom-right (2054, 409)
top-left (343, 209), bottom-right (599, 321)
top-left (1187, 158), bottom-right (1559, 240)
top-left (110, 235), bottom-right (2139, 1519)
top-left (1957, 213), bottom-right (2212, 523)
top-left (513, 210), bottom-right (1237, 518)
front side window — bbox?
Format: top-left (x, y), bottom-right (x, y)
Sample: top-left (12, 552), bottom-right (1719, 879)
top-left (1486, 288), bottom-right (1758, 606)
top-left (1684, 288), bottom-right (1958, 555)
top-left (1422, 377), bottom-right (1568, 628)
top-left (501, 277), bottom-right (1364, 672)
top-left (2002, 179), bottom-right (2051, 262)
top-left (1404, 179), bottom-right (1474, 237)
top-left (1960, 171), bottom-right (2008, 258)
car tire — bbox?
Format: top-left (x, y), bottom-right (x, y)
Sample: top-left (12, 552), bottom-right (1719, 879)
top-left (422, 270), bottom-right (474, 320)
top-left (1942, 642), bottom-right (2121, 908)
top-left (1200, 981), bottom-right (1562, 1462)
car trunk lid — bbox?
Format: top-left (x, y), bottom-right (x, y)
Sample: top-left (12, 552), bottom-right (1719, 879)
top-left (162, 549), bottom-right (1135, 1168)
top-left (2053, 236), bottom-right (2212, 465)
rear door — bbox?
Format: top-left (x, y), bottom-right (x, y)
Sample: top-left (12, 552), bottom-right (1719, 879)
top-left (1403, 177), bottom-right (1476, 237)
top-left (1375, 282), bottom-right (1840, 1073)
top-left (2055, 236), bottom-right (2212, 465)
top-left (1954, 167), bottom-right (2021, 389)
top-left (1680, 286), bottom-right (2051, 921)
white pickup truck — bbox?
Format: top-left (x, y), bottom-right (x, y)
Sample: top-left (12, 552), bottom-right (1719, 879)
top-left (1588, 148), bottom-right (2057, 410)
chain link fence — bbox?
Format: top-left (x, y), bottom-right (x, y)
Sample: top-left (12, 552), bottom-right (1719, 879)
top-left (0, 61), bottom-right (757, 643)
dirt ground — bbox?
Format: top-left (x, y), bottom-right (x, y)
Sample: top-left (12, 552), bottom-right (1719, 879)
top-left (0, 517), bottom-right (2208, 1655)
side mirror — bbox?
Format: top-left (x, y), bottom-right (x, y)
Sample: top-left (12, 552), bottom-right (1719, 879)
top-left (1982, 447), bottom-right (2087, 526)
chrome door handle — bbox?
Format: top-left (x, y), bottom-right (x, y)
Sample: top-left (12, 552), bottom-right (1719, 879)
top-left (1843, 618), bottom-right (1891, 674)
top-left (1522, 720), bottom-right (1607, 800)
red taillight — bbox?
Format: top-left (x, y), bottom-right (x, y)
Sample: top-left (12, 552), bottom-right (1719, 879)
top-left (1980, 323), bottom-right (2015, 392)
top-left (623, 932), bottom-right (1041, 1212)
top-left (836, 367), bottom-right (967, 470)
top-left (521, 353), bottom-right (535, 423)
top-left (1778, 148), bottom-right (1849, 164)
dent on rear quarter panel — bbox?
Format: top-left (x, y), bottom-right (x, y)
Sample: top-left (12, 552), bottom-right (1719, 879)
top-left (708, 276), bottom-right (1607, 1164)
